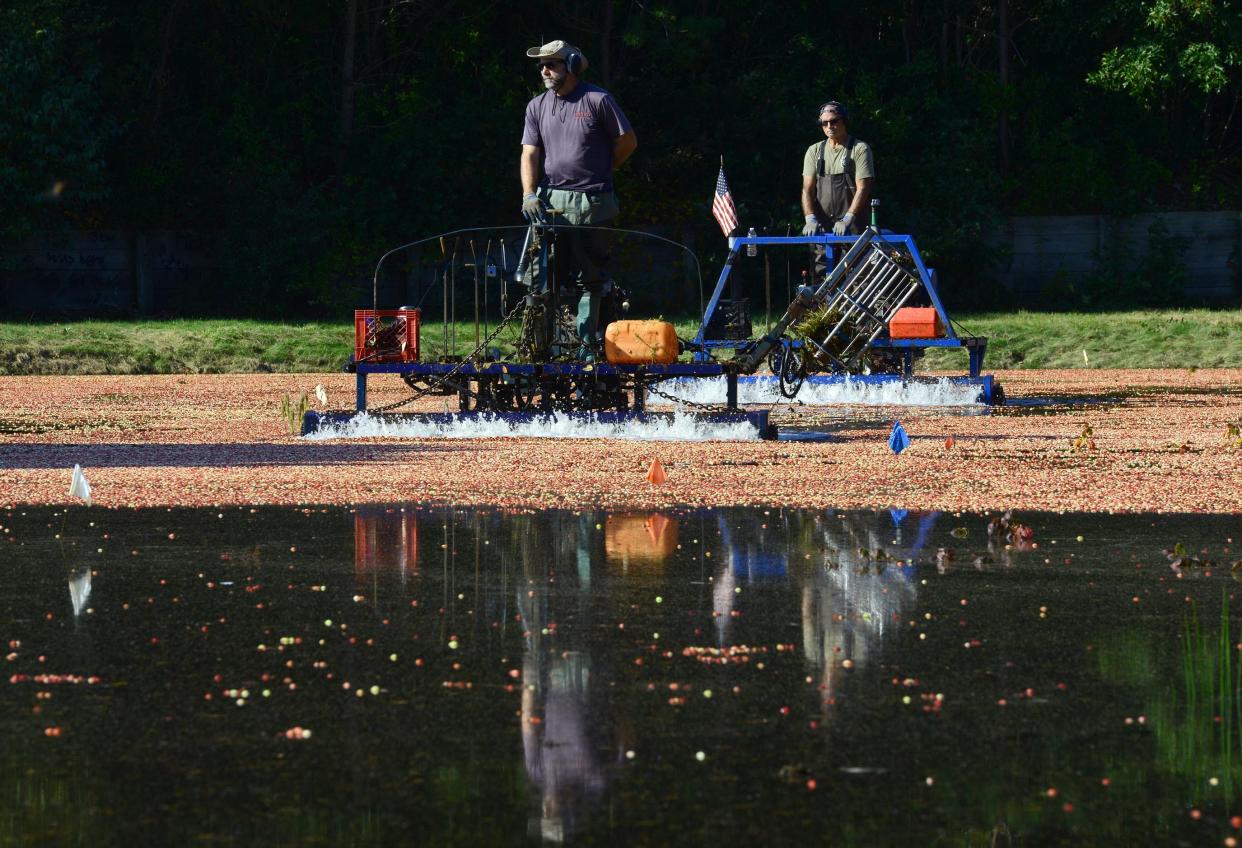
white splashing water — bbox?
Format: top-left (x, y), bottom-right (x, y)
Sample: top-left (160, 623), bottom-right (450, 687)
top-left (304, 410), bottom-right (762, 442)
top-left (655, 376), bottom-right (983, 407)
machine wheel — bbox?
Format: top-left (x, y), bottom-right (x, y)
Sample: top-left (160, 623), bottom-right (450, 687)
top-left (767, 345), bottom-right (785, 376)
top-left (778, 347), bottom-right (805, 399)
top-left (478, 376), bottom-right (537, 412)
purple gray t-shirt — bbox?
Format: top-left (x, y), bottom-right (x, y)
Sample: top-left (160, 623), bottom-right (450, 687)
top-left (521, 82), bottom-right (632, 193)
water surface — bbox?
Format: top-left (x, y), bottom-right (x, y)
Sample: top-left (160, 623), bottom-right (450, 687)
top-left (2, 504), bottom-right (1238, 845)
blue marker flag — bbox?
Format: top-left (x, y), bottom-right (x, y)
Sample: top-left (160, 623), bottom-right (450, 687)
top-left (888, 420), bottom-right (910, 455)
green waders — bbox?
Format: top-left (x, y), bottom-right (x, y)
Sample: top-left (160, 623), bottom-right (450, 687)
top-left (812, 139), bottom-right (861, 278)
top-left (536, 188), bottom-right (619, 359)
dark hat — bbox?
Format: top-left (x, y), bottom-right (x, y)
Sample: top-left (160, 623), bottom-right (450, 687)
top-left (818, 100), bottom-right (849, 120)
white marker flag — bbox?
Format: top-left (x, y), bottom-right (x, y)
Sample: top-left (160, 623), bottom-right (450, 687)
top-left (69, 464), bottom-right (92, 506)
top-left (314, 384), bottom-right (329, 406)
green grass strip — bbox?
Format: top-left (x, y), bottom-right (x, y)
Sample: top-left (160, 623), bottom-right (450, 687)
top-left (919, 309), bottom-right (1242, 370)
top-left (0, 309), bottom-right (1238, 375)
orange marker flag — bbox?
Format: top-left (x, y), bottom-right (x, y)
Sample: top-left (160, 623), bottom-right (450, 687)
top-left (646, 458), bottom-right (667, 485)
top-left (944, 436), bottom-right (956, 450)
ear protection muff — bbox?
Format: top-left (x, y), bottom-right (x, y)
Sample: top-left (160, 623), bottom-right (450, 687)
top-left (564, 51), bottom-right (582, 76)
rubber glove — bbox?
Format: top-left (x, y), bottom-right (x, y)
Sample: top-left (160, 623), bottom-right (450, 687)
top-left (801, 214), bottom-right (821, 237)
top-left (522, 193), bottom-right (548, 222)
top-left (832, 212), bottom-right (855, 236)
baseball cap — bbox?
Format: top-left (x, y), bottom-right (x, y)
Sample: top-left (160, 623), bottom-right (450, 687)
top-left (526, 40), bottom-right (589, 72)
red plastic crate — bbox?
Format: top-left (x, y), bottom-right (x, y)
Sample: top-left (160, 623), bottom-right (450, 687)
top-left (354, 308), bottom-right (420, 363)
top-left (888, 307), bottom-right (943, 339)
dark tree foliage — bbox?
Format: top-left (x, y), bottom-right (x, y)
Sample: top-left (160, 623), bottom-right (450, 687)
top-left (3, 0), bottom-right (1239, 314)
top-left (0, 2), bottom-right (115, 245)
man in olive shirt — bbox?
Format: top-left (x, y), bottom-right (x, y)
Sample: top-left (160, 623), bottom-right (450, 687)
top-left (801, 100), bottom-right (874, 276)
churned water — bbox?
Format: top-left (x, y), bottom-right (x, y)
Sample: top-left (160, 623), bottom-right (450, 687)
top-left (302, 410), bottom-right (764, 442)
top-left (302, 376), bottom-right (985, 442)
top-left (664, 375), bottom-right (985, 407)
top-left (1, 504), bottom-right (1239, 845)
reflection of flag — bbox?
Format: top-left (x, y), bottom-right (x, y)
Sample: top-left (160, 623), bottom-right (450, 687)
top-left (69, 568), bottom-right (92, 617)
top-left (711, 166), bottom-right (738, 237)
top-left (644, 513), bottom-right (670, 546)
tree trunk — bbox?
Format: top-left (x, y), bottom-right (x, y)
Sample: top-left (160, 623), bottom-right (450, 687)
top-left (902, 0), bottom-right (916, 64)
top-left (940, 0), bottom-right (949, 72)
top-left (600, 0), bottom-right (614, 87)
top-left (147, 0), bottom-right (181, 125)
top-left (336, 0), bottom-right (359, 182)
top-left (997, 0), bottom-right (1010, 175)
top-left (955, 11), bottom-right (964, 66)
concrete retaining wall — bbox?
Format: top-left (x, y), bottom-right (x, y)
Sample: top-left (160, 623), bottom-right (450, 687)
top-left (991, 211), bottom-right (1238, 302)
top-left (3, 212), bottom-right (1238, 315)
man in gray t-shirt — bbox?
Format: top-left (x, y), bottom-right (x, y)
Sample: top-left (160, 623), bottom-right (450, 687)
top-left (519, 40), bottom-right (637, 357)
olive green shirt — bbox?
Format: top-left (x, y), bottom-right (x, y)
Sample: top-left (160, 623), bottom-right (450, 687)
top-left (801, 138), bottom-right (875, 180)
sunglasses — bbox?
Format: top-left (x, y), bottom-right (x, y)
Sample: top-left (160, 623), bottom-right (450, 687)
top-left (819, 118), bottom-right (842, 127)
top-left (538, 60), bottom-right (565, 70)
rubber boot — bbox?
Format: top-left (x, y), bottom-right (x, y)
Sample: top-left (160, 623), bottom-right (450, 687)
top-left (576, 283), bottom-right (601, 362)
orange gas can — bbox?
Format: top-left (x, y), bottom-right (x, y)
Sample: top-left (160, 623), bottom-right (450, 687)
top-left (888, 307), bottom-right (943, 339)
top-left (604, 320), bottom-right (679, 364)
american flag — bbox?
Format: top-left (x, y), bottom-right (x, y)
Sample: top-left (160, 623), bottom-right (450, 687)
top-left (711, 165), bottom-right (738, 237)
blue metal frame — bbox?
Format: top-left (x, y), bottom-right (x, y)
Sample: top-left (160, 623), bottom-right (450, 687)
top-left (691, 233), bottom-right (984, 377)
top-left (335, 229), bottom-right (998, 434)
top-left (351, 361), bottom-right (996, 410)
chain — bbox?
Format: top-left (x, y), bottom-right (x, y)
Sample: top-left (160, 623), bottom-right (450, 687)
top-left (643, 379), bottom-right (737, 414)
top-left (647, 368), bottom-right (803, 420)
top-left (367, 301), bottom-right (526, 413)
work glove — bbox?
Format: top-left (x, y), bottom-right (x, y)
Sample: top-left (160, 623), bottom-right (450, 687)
top-left (801, 214), bottom-right (821, 237)
top-left (521, 193), bottom-right (548, 222)
top-left (832, 212), bottom-right (855, 236)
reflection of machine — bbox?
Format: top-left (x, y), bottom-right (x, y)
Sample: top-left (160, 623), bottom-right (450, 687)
top-left (799, 511), bottom-right (939, 702)
top-left (720, 514), bottom-right (787, 582)
top-left (712, 513), bottom-right (790, 647)
top-left (353, 510), bottom-right (418, 582)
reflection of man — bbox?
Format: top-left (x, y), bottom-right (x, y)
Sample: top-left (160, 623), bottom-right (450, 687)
top-left (520, 39), bottom-right (637, 357)
top-left (517, 512), bottom-right (624, 842)
top-left (800, 101), bottom-right (874, 277)
top-left (522, 650), bottom-right (607, 842)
